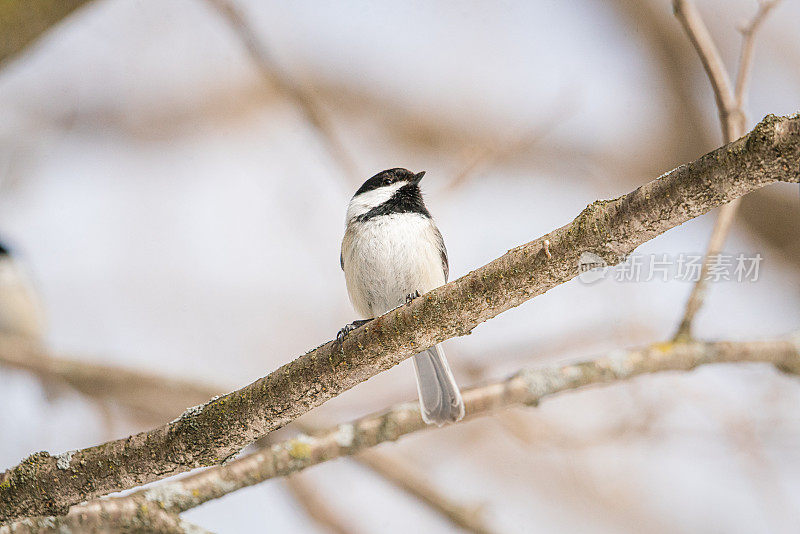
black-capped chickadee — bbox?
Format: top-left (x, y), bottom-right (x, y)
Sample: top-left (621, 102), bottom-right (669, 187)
top-left (0, 241), bottom-right (44, 340)
top-left (339, 168), bottom-right (465, 426)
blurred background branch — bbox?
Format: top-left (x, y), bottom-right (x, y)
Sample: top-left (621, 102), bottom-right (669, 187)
top-left (0, 0), bottom-right (95, 67)
top-left (0, 334), bottom-right (218, 422)
top-left (280, 474), bottom-right (357, 534)
top-left (613, 0), bottom-right (799, 277)
top-left (201, 0), bottom-right (360, 183)
top-left (672, 0), bottom-right (781, 341)
top-left (351, 449), bottom-right (493, 534)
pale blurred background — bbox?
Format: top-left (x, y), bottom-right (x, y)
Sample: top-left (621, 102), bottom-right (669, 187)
top-left (1, 1), bottom-right (799, 532)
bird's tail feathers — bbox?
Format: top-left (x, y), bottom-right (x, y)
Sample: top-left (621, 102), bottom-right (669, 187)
top-left (412, 344), bottom-right (465, 426)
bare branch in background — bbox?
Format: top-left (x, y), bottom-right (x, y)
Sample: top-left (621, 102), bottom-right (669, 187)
top-left (672, 0), bottom-right (738, 141)
top-left (200, 0), bottom-right (360, 182)
top-left (353, 449), bottom-right (495, 534)
top-left (1, 113), bottom-right (798, 520)
top-left (6, 336), bottom-right (798, 533)
top-left (671, 0), bottom-right (781, 341)
top-left (443, 126), bottom-right (554, 193)
top-left (673, 195), bottom-right (740, 339)
top-left (442, 99), bottom-right (573, 192)
top-left (0, 335), bottom-right (220, 423)
top-left (609, 0), bottom-right (715, 164)
top-left (282, 475), bottom-right (357, 534)
top-left (0, 0), bottom-right (95, 67)
top-left (734, 1), bottom-right (783, 116)
top-left (0, 337), bottom-right (483, 534)
top-left (295, 417), bottom-right (495, 533)
top-left (615, 1), bottom-right (793, 281)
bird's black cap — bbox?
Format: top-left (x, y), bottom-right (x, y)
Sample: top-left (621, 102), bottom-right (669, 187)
top-left (0, 240), bottom-right (9, 256)
top-left (354, 168), bottom-right (426, 196)
top-left (351, 168), bottom-right (432, 222)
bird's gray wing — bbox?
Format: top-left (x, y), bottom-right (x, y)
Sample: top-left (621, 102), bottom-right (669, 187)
top-left (434, 226), bottom-right (449, 282)
top-left (340, 228), bottom-right (347, 271)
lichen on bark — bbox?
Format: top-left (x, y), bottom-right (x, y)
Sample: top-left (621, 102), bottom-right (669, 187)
top-left (1, 112), bottom-right (798, 522)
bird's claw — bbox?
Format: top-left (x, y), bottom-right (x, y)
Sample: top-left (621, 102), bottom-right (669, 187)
top-left (336, 324), bottom-right (356, 343)
top-left (336, 319), bottom-right (371, 343)
top-left (405, 290), bottom-right (421, 304)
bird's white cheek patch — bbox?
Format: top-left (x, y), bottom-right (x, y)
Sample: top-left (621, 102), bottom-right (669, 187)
top-left (346, 182), bottom-right (407, 222)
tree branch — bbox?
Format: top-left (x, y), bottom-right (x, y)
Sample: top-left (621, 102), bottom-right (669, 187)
top-left (281, 474), bottom-right (357, 534)
top-left (442, 98), bottom-right (572, 192)
top-left (0, 500), bottom-right (214, 534)
top-left (671, 0), bottom-right (781, 341)
top-left (734, 1), bottom-right (782, 114)
top-left (0, 337), bottom-right (482, 533)
top-left (2, 112), bottom-right (799, 521)
top-left (609, 0), bottom-right (716, 163)
top-left (0, 335), bottom-right (220, 423)
top-left (354, 449), bottom-right (495, 534)
top-left (672, 0), bottom-right (737, 141)
top-left (0, 0), bottom-right (95, 67)
top-left (200, 0), bottom-right (360, 183)
top-left (6, 336), bottom-right (798, 532)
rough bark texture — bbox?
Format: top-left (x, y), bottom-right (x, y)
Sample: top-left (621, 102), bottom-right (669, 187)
top-left (4, 337), bottom-right (798, 532)
top-left (0, 500), bottom-right (209, 534)
top-left (0, 339), bottom-right (484, 534)
top-left (671, 0), bottom-right (781, 341)
top-left (1, 113), bottom-right (799, 521)
top-left (0, 0), bottom-right (94, 67)
top-left (121, 338), bottom-right (800, 513)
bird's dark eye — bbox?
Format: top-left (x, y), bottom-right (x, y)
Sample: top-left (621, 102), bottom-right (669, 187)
top-left (382, 178), bottom-right (392, 185)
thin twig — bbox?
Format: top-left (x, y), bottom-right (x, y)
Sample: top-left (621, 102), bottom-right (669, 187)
top-left (443, 100), bottom-right (573, 192)
top-left (671, 0), bottom-right (780, 341)
top-left (672, 0), bottom-right (737, 141)
top-left (201, 0), bottom-right (360, 182)
top-left (543, 239), bottom-right (552, 260)
top-left (734, 1), bottom-right (783, 114)
top-left (354, 449), bottom-right (495, 534)
top-left (673, 199), bottom-right (740, 339)
top-left (282, 475), bottom-right (357, 534)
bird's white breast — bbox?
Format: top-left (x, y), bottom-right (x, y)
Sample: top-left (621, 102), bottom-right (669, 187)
top-left (342, 213), bottom-right (445, 318)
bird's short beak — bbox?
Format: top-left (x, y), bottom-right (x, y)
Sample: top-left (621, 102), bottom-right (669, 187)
top-left (413, 171), bottom-right (426, 184)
